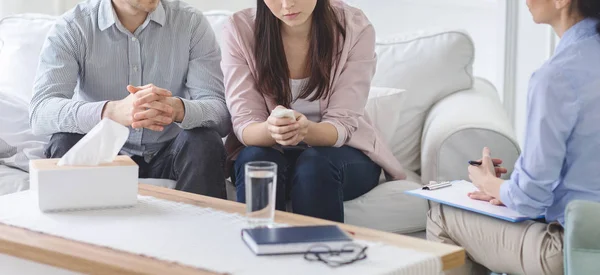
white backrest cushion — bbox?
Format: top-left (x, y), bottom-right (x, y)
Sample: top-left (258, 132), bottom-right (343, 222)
top-left (203, 11), bottom-right (233, 47)
top-left (0, 91), bottom-right (48, 171)
top-left (0, 14), bottom-right (57, 103)
top-left (370, 30), bottom-right (474, 171)
top-left (366, 87), bottom-right (421, 172)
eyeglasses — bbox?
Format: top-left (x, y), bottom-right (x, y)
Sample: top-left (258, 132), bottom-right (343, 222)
top-left (303, 243), bottom-right (368, 267)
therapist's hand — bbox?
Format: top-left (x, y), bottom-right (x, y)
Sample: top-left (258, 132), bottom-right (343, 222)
top-left (468, 191), bottom-right (504, 206)
top-left (468, 147), bottom-right (505, 202)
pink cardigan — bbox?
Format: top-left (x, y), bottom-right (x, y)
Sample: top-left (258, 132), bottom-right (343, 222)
top-left (221, 2), bottom-right (406, 180)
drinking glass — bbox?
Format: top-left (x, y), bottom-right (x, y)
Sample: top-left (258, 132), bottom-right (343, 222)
top-left (245, 161), bottom-right (277, 227)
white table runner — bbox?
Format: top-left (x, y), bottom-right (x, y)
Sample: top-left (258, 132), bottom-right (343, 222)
top-left (0, 191), bottom-right (441, 275)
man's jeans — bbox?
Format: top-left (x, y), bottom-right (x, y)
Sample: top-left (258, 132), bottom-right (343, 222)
top-left (44, 128), bottom-right (227, 199)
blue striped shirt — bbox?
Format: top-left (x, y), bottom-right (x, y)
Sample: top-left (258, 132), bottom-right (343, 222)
top-left (30, 0), bottom-right (231, 157)
top-left (500, 18), bottom-right (600, 225)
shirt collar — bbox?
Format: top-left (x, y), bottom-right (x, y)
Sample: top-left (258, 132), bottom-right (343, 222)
top-left (98, 0), bottom-right (166, 32)
top-left (148, 1), bottom-right (166, 27)
top-left (98, 0), bottom-right (116, 31)
top-left (555, 17), bottom-right (600, 54)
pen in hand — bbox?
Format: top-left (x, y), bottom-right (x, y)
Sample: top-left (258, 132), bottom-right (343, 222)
top-left (468, 160), bottom-right (500, 167)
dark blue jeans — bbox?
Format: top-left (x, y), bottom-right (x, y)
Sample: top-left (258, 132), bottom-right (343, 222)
top-left (44, 128), bottom-right (227, 199)
top-left (233, 146), bottom-right (381, 222)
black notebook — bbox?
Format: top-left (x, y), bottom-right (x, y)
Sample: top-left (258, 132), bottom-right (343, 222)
top-left (241, 225), bottom-right (354, 255)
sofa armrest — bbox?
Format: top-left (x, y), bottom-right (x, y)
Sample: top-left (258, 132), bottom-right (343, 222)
top-left (420, 78), bottom-right (520, 184)
top-left (564, 200), bottom-right (600, 275)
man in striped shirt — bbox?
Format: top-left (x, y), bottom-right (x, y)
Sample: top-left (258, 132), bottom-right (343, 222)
top-left (29, 0), bottom-right (231, 198)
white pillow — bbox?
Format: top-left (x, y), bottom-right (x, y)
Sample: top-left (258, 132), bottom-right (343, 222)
top-left (0, 165), bottom-right (29, 196)
top-left (0, 14), bottom-right (57, 103)
top-left (370, 29), bottom-right (475, 172)
top-left (0, 91), bottom-right (47, 171)
top-left (0, 138), bottom-right (16, 159)
top-left (204, 11), bottom-right (233, 48)
top-left (366, 87), bottom-right (423, 172)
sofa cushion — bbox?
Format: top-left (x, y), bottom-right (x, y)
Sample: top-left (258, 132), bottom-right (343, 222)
top-left (564, 200), bottom-right (600, 275)
top-left (203, 11), bottom-right (233, 47)
top-left (372, 30), bottom-right (474, 173)
top-left (0, 165), bottom-right (29, 196)
top-left (0, 91), bottom-right (48, 172)
top-left (344, 170), bottom-right (427, 233)
top-left (365, 86), bottom-right (419, 175)
top-left (0, 14), bottom-right (56, 103)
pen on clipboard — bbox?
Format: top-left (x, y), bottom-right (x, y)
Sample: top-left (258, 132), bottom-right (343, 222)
top-left (422, 181), bottom-right (452, 190)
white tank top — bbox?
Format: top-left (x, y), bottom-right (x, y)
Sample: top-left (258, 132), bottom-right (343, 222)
top-left (290, 78), bottom-right (321, 122)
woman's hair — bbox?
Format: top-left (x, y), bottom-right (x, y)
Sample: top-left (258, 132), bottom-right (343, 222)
top-left (574, 0), bottom-right (600, 34)
top-left (254, 0), bottom-right (346, 107)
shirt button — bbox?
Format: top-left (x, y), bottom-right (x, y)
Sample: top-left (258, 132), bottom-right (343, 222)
top-left (131, 37), bottom-right (137, 41)
top-left (133, 66), bottom-right (138, 72)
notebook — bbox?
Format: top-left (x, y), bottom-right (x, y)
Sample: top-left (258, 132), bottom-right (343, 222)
top-left (405, 180), bottom-right (542, 222)
top-left (241, 225), bottom-right (354, 255)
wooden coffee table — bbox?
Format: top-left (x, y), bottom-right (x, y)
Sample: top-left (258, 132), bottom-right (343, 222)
top-left (0, 184), bottom-right (464, 274)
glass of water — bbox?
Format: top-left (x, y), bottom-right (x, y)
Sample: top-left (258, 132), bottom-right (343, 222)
top-left (245, 161), bottom-right (277, 228)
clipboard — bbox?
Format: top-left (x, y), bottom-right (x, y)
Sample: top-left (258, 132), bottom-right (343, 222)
top-left (406, 180), bottom-right (543, 223)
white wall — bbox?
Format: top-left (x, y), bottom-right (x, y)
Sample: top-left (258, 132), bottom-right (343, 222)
top-left (0, 0), bottom-right (255, 16)
top-left (512, 1), bottom-right (555, 145)
top-left (346, 0), bottom-right (503, 101)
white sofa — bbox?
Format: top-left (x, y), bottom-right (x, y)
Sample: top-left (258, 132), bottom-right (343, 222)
top-left (0, 11), bottom-right (520, 234)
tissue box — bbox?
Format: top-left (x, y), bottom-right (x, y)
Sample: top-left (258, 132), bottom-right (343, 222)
top-left (29, 156), bottom-right (139, 212)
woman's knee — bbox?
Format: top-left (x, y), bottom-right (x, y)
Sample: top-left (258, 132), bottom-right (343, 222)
top-left (293, 149), bottom-right (339, 194)
top-left (295, 148), bottom-right (336, 178)
top-left (236, 146), bottom-right (282, 165)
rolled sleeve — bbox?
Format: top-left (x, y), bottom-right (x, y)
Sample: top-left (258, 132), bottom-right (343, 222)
top-left (321, 120), bottom-right (347, 147)
top-left (177, 97), bottom-right (202, 130)
top-left (76, 101), bottom-right (108, 132)
top-left (499, 180), bottom-right (514, 210)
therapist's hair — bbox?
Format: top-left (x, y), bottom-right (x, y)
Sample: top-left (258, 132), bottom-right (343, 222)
top-left (254, 0), bottom-right (346, 107)
top-left (573, 0), bottom-right (600, 34)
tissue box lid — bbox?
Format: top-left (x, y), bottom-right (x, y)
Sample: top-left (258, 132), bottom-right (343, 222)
top-left (30, 155), bottom-right (137, 171)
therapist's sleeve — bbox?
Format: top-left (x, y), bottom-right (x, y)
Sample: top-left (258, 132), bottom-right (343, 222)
top-left (500, 65), bottom-right (580, 217)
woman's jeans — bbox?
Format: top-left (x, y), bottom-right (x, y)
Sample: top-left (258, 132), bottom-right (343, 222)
top-left (233, 146), bottom-right (381, 222)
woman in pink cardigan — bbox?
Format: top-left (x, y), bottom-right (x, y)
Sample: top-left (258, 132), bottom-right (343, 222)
top-left (221, 0), bottom-right (405, 222)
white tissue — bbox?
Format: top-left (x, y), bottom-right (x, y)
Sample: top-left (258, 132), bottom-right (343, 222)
top-left (271, 108), bottom-right (296, 120)
top-left (57, 118), bottom-right (129, 166)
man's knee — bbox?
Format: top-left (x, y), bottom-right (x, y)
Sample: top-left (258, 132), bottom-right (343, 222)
top-left (182, 127), bottom-right (223, 143)
top-left (44, 133), bottom-right (85, 158)
top-left (180, 128), bottom-right (225, 158)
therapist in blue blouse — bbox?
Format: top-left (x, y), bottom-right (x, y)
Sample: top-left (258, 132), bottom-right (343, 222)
top-left (427, 0), bottom-right (600, 274)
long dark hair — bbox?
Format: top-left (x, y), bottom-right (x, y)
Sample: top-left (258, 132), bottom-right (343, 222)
top-left (254, 0), bottom-right (346, 107)
top-left (574, 0), bottom-right (600, 34)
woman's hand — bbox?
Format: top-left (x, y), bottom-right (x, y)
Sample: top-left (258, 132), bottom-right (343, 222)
top-left (467, 191), bottom-right (504, 206)
top-left (468, 147), bottom-right (505, 203)
top-left (267, 106), bottom-right (310, 146)
top-left (286, 111), bottom-right (309, 145)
